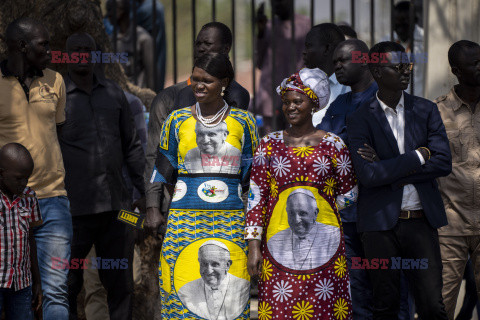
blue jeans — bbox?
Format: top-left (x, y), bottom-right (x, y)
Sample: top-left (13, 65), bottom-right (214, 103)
top-left (0, 286), bottom-right (33, 319)
top-left (34, 196), bottom-right (73, 320)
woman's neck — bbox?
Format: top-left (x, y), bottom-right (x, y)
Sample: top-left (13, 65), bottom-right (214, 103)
top-left (286, 123), bottom-right (316, 137)
top-left (198, 98), bottom-right (225, 116)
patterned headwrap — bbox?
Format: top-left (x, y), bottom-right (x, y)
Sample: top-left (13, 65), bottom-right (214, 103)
top-left (276, 68), bottom-right (330, 109)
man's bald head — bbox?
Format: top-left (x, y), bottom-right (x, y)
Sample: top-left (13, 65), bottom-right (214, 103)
top-left (0, 143), bottom-right (34, 172)
top-left (5, 17), bottom-right (47, 50)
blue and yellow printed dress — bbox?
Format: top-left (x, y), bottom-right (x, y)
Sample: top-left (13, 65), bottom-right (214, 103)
top-left (151, 106), bottom-right (258, 319)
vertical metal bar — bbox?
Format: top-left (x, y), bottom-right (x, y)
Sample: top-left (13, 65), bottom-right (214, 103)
top-left (310, 0), bottom-right (314, 27)
top-left (390, 0), bottom-right (394, 41)
top-left (271, 2), bottom-right (277, 130)
top-left (409, 0), bottom-right (415, 95)
top-left (231, 0), bottom-right (236, 73)
top-left (212, 0), bottom-right (216, 22)
top-left (251, 0), bottom-right (256, 114)
top-left (192, 0), bottom-right (196, 65)
top-left (351, 0), bottom-right (355, 30)
top-left (370, 0), bottom-right (375, 47)
top-left (112, 0), bottom-right (117, 53)
top-left (331, 0), bottom-right (335, 23)
top-left (132, 0), bottom-right (138, 85)
top-left (173, 0), bottom-right (178, 83)
top-left (152, 0), bottom-right (158, 91)
top-left (291, 3), bottom-right (295, 75)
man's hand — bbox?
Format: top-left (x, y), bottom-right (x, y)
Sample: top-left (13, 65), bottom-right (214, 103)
top-left (131, 196), bottom-right (146, 214)
top-left (247, 240), bottom-right (262, 278)
top-left (32, 281), bottom-right (43, 319)
top-left (144, 207), bottom-right (166, 236)
top-left (416, 147), bottom-right (431, 162)
top-left (358, 143), bottom-right (380, 163)
top-left (256, 2), bottom-right (267, 38)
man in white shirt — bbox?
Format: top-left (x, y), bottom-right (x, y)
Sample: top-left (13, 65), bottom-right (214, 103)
top-left (346, 41), bottom-right (450, 319)
top-left (267, 189), bottom-right (340, 270)
top-left (177, 240), bottom-right (250, 319)
top-left (303, 23), bottom-right (351, 126)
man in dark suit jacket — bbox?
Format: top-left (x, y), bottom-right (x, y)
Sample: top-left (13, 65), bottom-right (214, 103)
top-left (347, 41), bottom-right (451, 319)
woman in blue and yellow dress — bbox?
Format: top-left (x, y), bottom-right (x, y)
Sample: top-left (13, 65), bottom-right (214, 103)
top-left (150, 52), bottom-right (258, 319)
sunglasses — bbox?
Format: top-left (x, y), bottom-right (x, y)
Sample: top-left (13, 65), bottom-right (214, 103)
top-left (382, 62), bottom-right (414, 73)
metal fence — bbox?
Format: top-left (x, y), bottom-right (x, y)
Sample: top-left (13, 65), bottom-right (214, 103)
top-left (109, 0), bottom-right (418, 124)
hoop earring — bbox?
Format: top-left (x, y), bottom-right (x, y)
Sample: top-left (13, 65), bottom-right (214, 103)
top-left (221, 86), bottom-right (225, 97)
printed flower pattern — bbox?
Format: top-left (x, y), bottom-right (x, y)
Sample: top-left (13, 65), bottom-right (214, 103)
top-left (261, 259), bottom-right (273, 281)
top-left (293, 146), bottom-right (314, 157)
top-left (272, 280), bottom-right (293, 302)
top-left (334, 256), bottom-right (347, 278)
top-left (323, 177), bottom-right (337, 196)
top-left (315, 278), bottom-right (334, 301)
top-left (258, 301), bottom-right (273, 320)
top-left (292, 301), bottom-right (314, 320)
top-left (272, 156), bottom-right (291, 177)
top-left (336, 154), bottom-right (352, 175)
top-left (313, 156), bottom-right (330, 176)
top-left (334, 298), bottom-right (349, 320)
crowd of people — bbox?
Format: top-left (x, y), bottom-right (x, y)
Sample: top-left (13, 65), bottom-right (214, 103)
top-left (0, 0), bottom-right (479, 320)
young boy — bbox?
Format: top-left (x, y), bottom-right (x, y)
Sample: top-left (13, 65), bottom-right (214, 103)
top-left (0, 143), bottom-right (43, 319)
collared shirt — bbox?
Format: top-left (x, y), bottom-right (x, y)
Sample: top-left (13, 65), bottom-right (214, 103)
top-left (0, 187), bottom-right (42, 290)
top-left (60, 74), bottom-right (145, 216)
top-left (0, 60), bottom-right (67, 199)
top-left (377, 92), bottom-right (425, 211)
top-left (436, 86), bottom-right (480, 235)
top-left (312, 73), bottom-right (351, 126)
top-left (204, 274), bottom-right (230, 320)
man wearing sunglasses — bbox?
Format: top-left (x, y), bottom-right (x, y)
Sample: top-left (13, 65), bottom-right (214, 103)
top-left (346, 41), bottom-right (451, 319)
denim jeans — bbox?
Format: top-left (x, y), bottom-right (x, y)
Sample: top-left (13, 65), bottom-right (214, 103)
top-left (0, 286), bottom-right (33, 319)
top-left (34, 196), bottom-right (73, 320)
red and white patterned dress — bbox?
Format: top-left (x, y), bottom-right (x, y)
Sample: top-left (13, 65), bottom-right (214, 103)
top-left (245, 131), bottom-right (357, 320)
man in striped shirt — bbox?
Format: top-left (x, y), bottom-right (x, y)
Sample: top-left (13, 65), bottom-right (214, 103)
top-left (0, 143), bottom-right (43, 319)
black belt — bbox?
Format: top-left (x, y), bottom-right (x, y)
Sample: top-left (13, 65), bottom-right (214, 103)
top-left (399, 210), bottom-right (424, 219)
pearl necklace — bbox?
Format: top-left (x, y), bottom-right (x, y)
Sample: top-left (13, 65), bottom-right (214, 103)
top-left (195, 100), bottom-right (229, 127)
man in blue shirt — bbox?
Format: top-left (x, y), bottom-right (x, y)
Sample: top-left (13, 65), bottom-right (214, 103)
top-left (317, 38), bottom-right (377, 319)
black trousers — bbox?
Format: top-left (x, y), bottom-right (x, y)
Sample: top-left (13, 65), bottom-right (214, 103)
top-left (362, 217), bottom-right (448, 320)
top-left (67, 211), bottom-right (134, 320)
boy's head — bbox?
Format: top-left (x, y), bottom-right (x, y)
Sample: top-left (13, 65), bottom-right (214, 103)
top-left (0, 143), bottom-right (34, 197)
